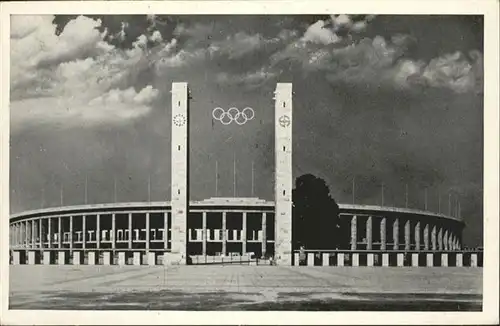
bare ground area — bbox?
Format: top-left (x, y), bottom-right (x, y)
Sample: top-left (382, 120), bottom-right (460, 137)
top-left (9, 265), bottom-right (482, 311)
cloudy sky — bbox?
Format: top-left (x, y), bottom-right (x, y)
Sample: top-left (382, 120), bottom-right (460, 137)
top-left (9, 14), bottom-right (483, 246)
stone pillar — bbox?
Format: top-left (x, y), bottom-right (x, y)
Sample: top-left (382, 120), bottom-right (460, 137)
top-left (13, 224), bottom-right (16, 248)
top-left (441, 253), bottom-right (448, 266)
top-left (13, 224), bottom-right (17, 248)
top-left (261, 212), bottom-right (267, 257)
top-left (438, 227), bottom-right (443, 250)
top-left (148, 251), bottom-right (156, 266)
top-left (17, 223), bottom-right (20, 247)
top-left (128, 213), bottom-right (132, 249)
top-left (294, 252), bottom-right (299, 266)
top-left (366, 216), bottom-right (373, 250)
top-left (404, 219), bottom-right (410, 251)
top-left (222, 212), bottom-right (227, 256)
top-left (103, 252), bottom-right (111, 265)
top-left (58, 251), bottom-right (65, 265)
top-left (443, 229), bottom-right (448, 250)
top-left (414, 222), bottom-right (421, 251)
top-left (82, 215), bottom-right (87, 249)
top-left (69, 215), bottom-right (74, 250)
top-left (274, 83), bottom-right (293, 266)
top-left (88, 251), bottom-right (96, 265)
top-left (367, 253), bottom-right (374, 266)
top-left (170, 82), bottom-right (189, 265)
top-left (28, 251), bottom-right (36, 265)
top-left (393, 218), bottom-right (399, 250)
top-left (38, 219), bottom-right (43, 248)
top-left (145, 213), bottom-right (150, 251)
top-left (382, 253), bottom-right (389, 266)
top-left (13, 251), bottom-right (20, 265)
top-left (397, 253), bottom-right (404, 267)
top-left (96, 214), bottom-right (101, 249)
top-left (111, 214), bottom-right (116, 249)
top-left (322, 253), bottom-right (329, 266)
top-left (22, 221), bottom-right (26, 248)
top-left (426, 253), bottom-right (434, 267)
top-left (73, 251), bottom-right (81, 265)
top-left (118, 252), bottom-right (126, 266)
top-left (163, 212), bottom-right (169, 250)
top-left (456, 253), bottom-right (463, 267)
top-left (133, 252), bottom-right (141, 265)
top-left (380, 217), bottom-right (386, 250)
top-left (423, 223), bottom-right (430, 250)
top-left (470, 253), bottom-right (478, 267)
top-left (31, 220), bottom-right (35, 248)
top-left (411, 253), bottom-right (419, 267)
top-left (202, 212), bottom-right (207, 256)
top-left (307, 253), bottom-right (314, 266)
top-left (352, 253), bottom-right (359, 267)
top-left (43, 251), bottom-right (51, 265)
top-left (242, 212), bottom-right (247, 254)
top-left (25, 221), bottom-right (30, 248)
top-left (431, 225), bottom-right (437, 250)
top-left (337, 253), bottom-right (345, 267)
top-left (350, 215), bottom-right (357, 250)
top-left (19, 223), bottom-right (23, 247)
top-left (47, 218), bottom-right (52, 249)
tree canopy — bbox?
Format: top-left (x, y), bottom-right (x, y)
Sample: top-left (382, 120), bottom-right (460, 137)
top-left (292, 174), bottom-right (348, 250)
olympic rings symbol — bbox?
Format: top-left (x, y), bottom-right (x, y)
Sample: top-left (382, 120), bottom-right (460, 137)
top-left (212, 107), bottom-right (255, 125)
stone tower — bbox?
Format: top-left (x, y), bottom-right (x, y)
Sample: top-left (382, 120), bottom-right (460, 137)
top-left (274, 83), bottom-right (293, 265)
top-left (169, 82), bottom-right (189, 265)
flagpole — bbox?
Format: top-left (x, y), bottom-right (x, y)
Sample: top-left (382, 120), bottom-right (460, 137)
top-left (41, 187), bottom-right (45, 209)
top-left (381, 182), bottom-right (384, 206)
top-left (352, 177), bottom-right (355, 205)
top-left (405, 184), bottom-right (408, 208)
top-left (114, 176), bottom-right (117, 203)
top-left (233, 152), bottom-right (236, 197)
top-left (17, 173), bottom-right (20, 209)
top-left (215, 161), bottom-right (218, 197)
top-left (85, 175), bottom-right (88, 205)
top-left (424, 188), bottom-right (428, 210)
top-left (148, 174), bottom-right (151, 202)
top-left (438, 187), bottom-right (441, 213)
top-left (251, 160), bottom-right (255, 197)
top-left (448, 193), bottom-right (451, 215)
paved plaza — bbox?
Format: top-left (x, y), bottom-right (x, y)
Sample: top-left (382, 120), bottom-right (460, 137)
top-left (9, 265), bottom-right (482, 310)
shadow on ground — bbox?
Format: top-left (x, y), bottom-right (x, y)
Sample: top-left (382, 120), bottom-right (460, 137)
top-left (9, 290), bottom-right (482, 311)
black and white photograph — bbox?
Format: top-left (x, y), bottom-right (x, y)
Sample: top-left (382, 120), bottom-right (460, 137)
top-left (1, 0), bottom-right (498, 324)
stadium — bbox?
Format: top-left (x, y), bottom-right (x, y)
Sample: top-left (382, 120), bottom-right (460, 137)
top-left (8, 82), bottom-right (482, 267)
top-left (9, 197), bottom-right (478, 267)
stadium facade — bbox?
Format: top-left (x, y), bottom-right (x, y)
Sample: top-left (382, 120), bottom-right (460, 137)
top-left (8, 83), bottom-right (481, 267)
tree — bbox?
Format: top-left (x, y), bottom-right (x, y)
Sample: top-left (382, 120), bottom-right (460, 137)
top-left (292, 174), bottom-right (343, 250)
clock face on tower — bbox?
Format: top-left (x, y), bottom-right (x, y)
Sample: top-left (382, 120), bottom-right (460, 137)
top-left (173, 114), bottom-right (186, 127)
